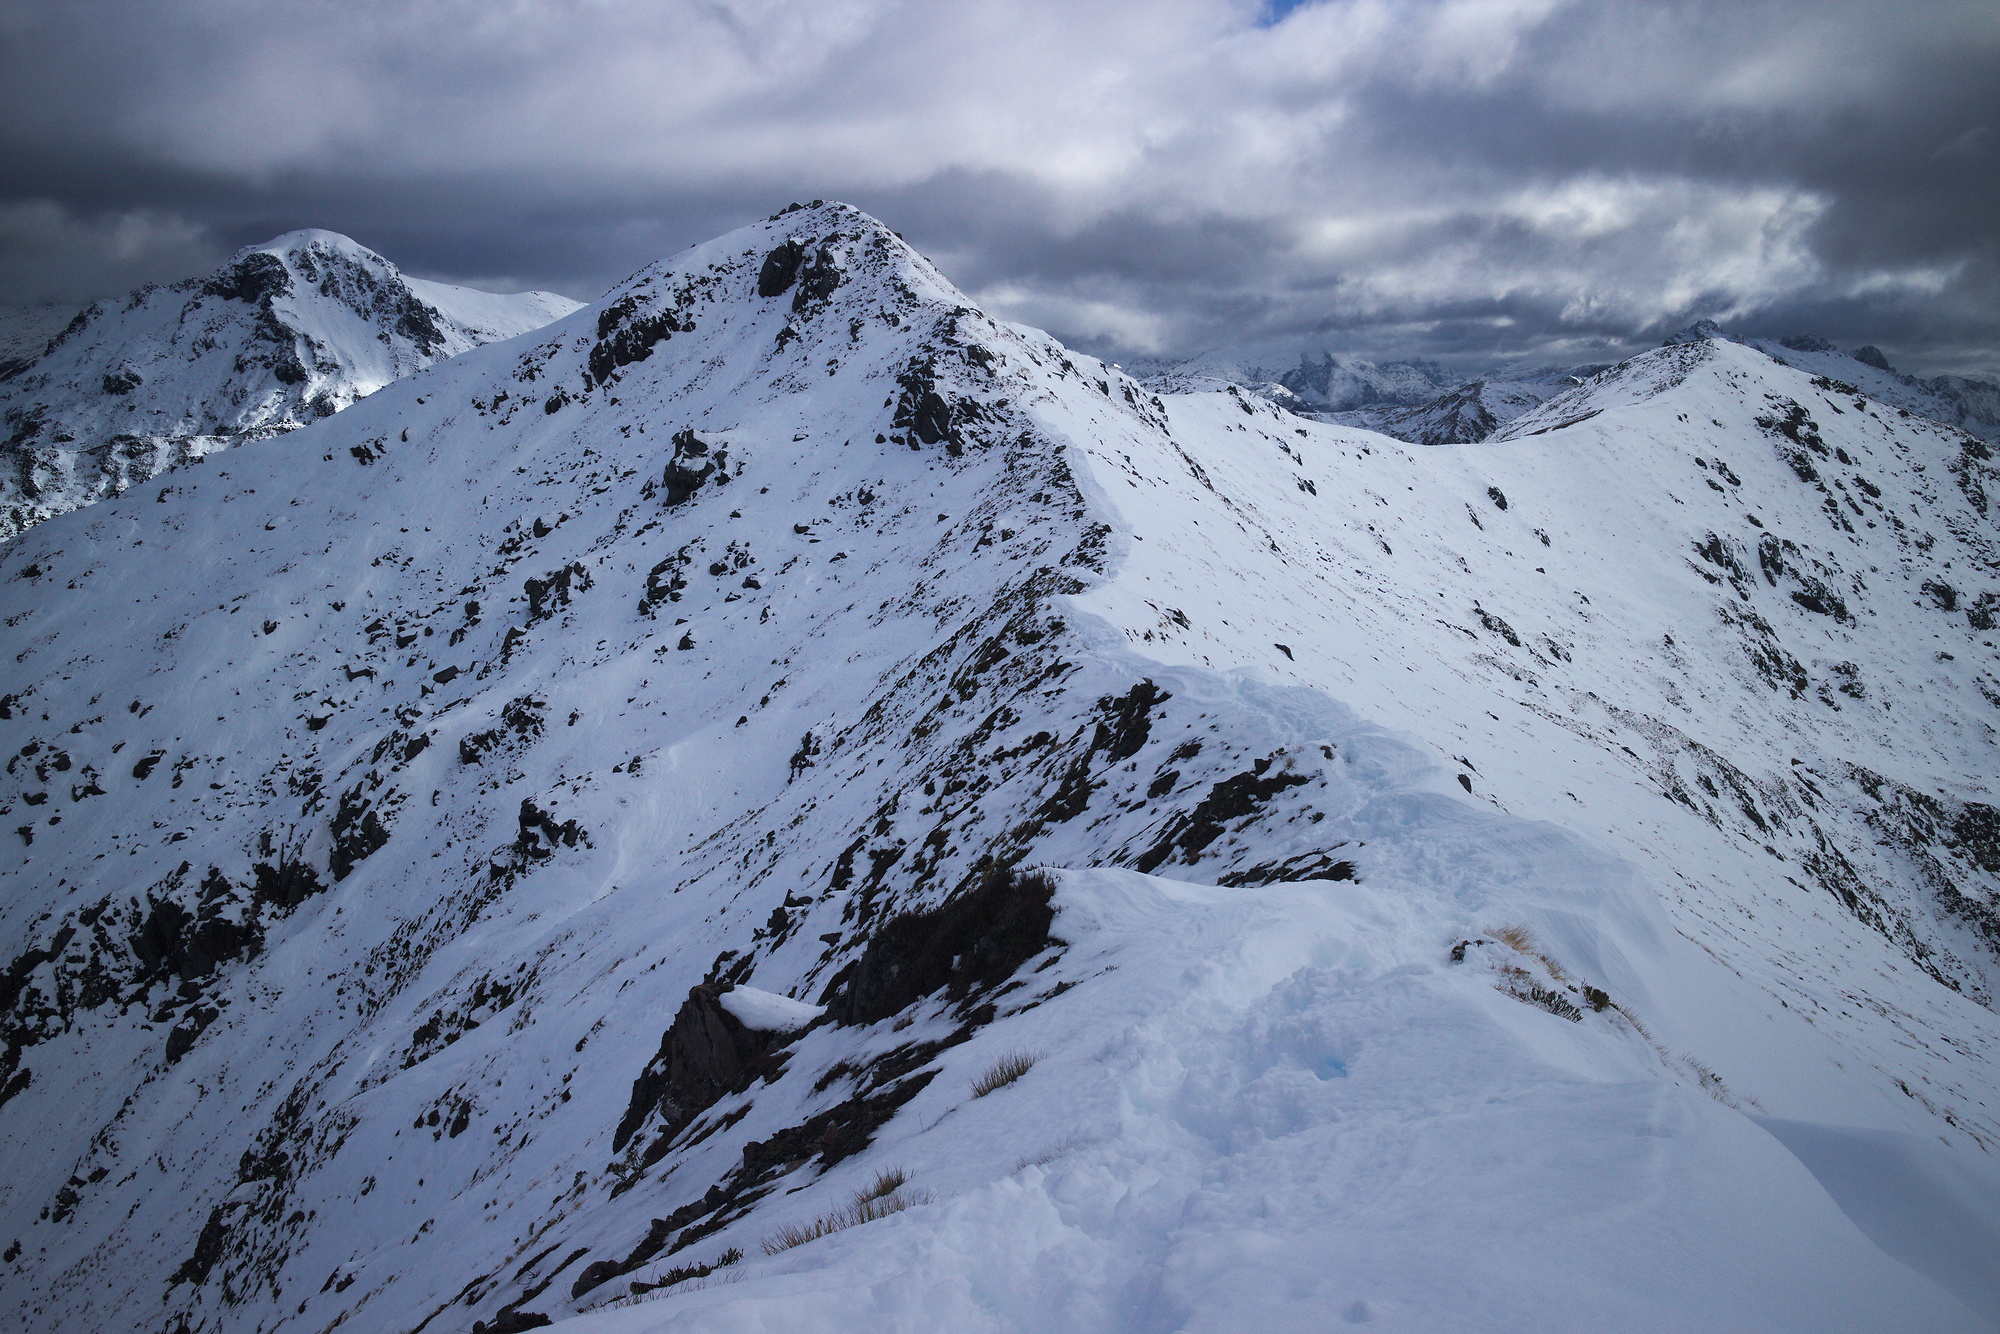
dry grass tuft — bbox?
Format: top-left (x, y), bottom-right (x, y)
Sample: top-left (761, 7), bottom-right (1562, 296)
top-left (971, 1050), bottom-right (1041, 1097)
top-left (607, 1248), bottom-right (744, 1307)
top-left (855, 1166), bottom-right (908, 1203)
top-left (759, 1175), bottom-right (937, 1256)
top-left (1491, 923), bottom-right (1573, 981)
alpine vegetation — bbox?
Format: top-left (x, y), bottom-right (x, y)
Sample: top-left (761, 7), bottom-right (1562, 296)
top-left (1, 202), bottom-right (1996, 1334)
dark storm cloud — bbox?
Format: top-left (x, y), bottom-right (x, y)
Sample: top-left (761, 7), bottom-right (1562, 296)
top-left (2, 0), bottom-right (1995, 377)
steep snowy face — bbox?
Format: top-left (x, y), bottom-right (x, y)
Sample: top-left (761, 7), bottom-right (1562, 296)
top-left (1, 205), bottom-right (1998, 1334)
top-left (0, 304), bottom-right (79, 379)
top-left (0, 230), bottom-right (579, 540)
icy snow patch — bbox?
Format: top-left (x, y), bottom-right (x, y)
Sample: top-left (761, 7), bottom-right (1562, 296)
top-left (719, 986), bottom-right (826, 1034)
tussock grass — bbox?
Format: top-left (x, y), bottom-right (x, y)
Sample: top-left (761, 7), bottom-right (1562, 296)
top-left (1492, 923), bottom-right (1571, 980)
top-left (759, 1172), bottom-right (936, 1256)
top-left (855, 1167), bottom-right (908, 1202)
top-left (971, 1049), bottom-right (1041, 1097)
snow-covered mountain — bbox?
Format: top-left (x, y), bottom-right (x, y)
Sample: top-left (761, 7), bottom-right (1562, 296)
top-left (2, 203), bottom-right (1997, 1334)
top-left (0, 231), bottom-right (579, 541)
top-left (1745, 333), bottom-right (2000, 443)
top-left (1160, 322), bottom-right (2000, 453)
top-left (1139, 349), bottom-right (1459, 413)
top-left (1329, 364), bottom-right (1610, 446)
top-left (0, 305), bottom-right (81, 380)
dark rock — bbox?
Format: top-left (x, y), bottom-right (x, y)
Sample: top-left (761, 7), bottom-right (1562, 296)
top-left (129, 874), bottom-right (256, 984)
top-left (823, 864), bottom-right (1057, 1026)
top-left (1132, 760), bottom-right (1314, 872)
top-left (588, 294), bottom-right (687, 386)
top-left (1218, 849), bottom-right (1356, 887)
top-left (521, 562), bottom-right (591, 627)
top-left (328, 786), bottom-right (391, 881)
top-left (169, 1205), bottom-right (232, 1286)
top-left (1851, 345), bottom-right (1893, 372)
top-left (1092, 679), bottom-right (1168, 762)
top-left (790, 248), bottom-right (843, 313)
top-left (611, 983), bottom-right (794, 1153)
top-left (757, 241), bottom-right (806, 298)
top-left (164, 1006), bottom-right (219, 1063)
top-left (250, 856), bottom-right (324, 912)
top-left (199, 252), bottom-right (293, 306)
top-left (510, 798), bottom-right (583, 866)
top-left (1473, 605), bottom-right (1522, 646)
top-left (660, 430), bottom-right (728, 507)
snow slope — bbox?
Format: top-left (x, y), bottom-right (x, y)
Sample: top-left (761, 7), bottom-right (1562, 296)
top-left (0, 305), bottom-right (81, 378)
top-left (1744, 335), bottom-right (2000, 443)
top-left (0, 203), bottom-right (1996, 1334)
top-left (0, 231), bottom-right (579, 540)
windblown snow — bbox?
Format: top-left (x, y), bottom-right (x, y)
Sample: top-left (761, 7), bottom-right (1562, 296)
top-left (0, 230), bottom-right (579, 541)
top-left (1, 203), bottom-right (1997, 1334)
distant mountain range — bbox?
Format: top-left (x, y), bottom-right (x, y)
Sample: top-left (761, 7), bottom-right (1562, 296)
top-left (1141, 327), bottom-right (2000, 448)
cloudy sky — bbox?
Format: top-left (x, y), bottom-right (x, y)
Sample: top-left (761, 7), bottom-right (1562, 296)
top-left (2, 0), bottom-right (1995, 376)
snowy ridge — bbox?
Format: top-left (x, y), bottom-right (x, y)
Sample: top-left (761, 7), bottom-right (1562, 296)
top-left (1152, 323), bottom-right (1998, 452)
top-left (0, 230), bottom-right (578, 540)
top-left (0, 203), bottom-right (1997, 1333)
top-left (1743, 336), bottom-right (2000, 443)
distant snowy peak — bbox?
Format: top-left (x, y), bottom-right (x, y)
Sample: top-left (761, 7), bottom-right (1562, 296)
top-left (1661, 317), bottom-right (1729, 346)
top-left (1139, 350), bottom-right (1458, 413)
top-left (1148, 317), bottom-right (1998, 451)
top-left (0, 230), bottom-right (580, 540)
top-left (1270, 351), bottom-right (1457, 409)
top-left (1329, 366), bottom-right (1612, 447)
top-left (1656, 320), bottom-right (1999, 443)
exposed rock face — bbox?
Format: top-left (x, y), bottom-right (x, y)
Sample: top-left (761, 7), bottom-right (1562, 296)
top-left (0, 229), bottom-right (577, 540)
top-left (823, 866), bottom-right (1057, 1026)
top-left (612, 985), bottom-right (797, 1154)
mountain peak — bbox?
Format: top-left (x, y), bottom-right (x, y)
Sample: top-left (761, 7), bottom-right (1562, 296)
top-left (0, 231), bottom-right (578, 541)
top-left (240, 227), bottom-right (389, 265)
top-left (1661, 317), bottom-right (1729, 346)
